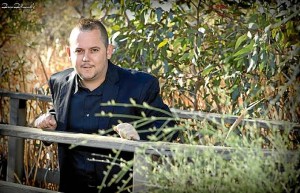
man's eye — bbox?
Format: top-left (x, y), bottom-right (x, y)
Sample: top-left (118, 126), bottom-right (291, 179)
top-left (90, 48), bottom-right (99, 53)
top-left (74, 50), bottom-right (84, 54)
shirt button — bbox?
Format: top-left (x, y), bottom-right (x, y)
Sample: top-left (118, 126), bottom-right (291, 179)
top-left (86, 114), bottom-right (90, 117)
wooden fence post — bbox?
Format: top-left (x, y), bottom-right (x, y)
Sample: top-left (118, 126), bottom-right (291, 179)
top-left (6, 98), bottom-right (26, 183)
top-left (133, 152), bottom-right (150, 193)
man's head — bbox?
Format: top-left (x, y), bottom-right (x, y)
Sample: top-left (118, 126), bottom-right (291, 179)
top-left (67, 18), bottom-right (113, 90)
top-left (69, 18), bottom-right (109, 47)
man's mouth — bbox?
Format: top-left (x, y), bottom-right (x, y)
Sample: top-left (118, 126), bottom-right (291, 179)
top-left (81, 64), bottom-right (93, 68)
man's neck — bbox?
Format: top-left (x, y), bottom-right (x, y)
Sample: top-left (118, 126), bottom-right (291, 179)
top-left (80, 77), bottom-right (105, 91)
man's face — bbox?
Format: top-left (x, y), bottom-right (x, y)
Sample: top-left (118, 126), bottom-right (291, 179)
top-left (67, 29), bottom-right (113, 86)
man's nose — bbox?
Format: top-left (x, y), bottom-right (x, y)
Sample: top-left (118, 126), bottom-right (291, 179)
top-left (82, 52), bottom-right (90, 62)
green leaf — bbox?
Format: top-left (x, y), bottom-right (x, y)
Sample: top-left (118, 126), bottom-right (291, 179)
top-left (201, 64), bottom-right (214, 76)
top-left (235, 34), bottom-right (248, 50)
top-left (264, 24), bottom-right (271, 33)
top-left (111, 25), bottom-right (120, 31)
top-left (179, 52), bottom-right (192, 61)
top-left (173, 38), bottom-right (184, 48)
top-left (248, 22), bottom-right (259, 30)
top-left (155, 7), bottom-right (163, 22)
top-left (247, 50), bottom-right (258, 72)
top-left (231, 86), bottom-right (240, 101)
top-left (158, 39), bottom-right (168, 49)
top-left (129, 98), bottom-right (136, 105)
top-left (259, 63), bottom-right (264, 72)
top-left (233, 40), bottom-right (254, 58)
top-left (143, 102), bottom-right (150, 108)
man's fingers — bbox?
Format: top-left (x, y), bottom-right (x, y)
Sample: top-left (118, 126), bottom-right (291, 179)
top-left (35, 113), bottom-right (57, 130)
top-left (49, 119), bottom-right (57, 127)
top-left (44, 121), bottom-right (56, 130)
top-left (115, 123), bottom-right (140, 140)
top-left (128, 132), bottom-right (140, 140)
top-left (123, 127), bottom-right (140, 140)
top-left (113, 125), bottom-right (119, 132)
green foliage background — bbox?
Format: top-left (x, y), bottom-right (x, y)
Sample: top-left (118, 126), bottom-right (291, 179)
top-left (95, 0), bottom-right (299, 122)
top-left (1, 0), bottom-right (299, 122)
top-left (0, 0), bottom-right (299, 192)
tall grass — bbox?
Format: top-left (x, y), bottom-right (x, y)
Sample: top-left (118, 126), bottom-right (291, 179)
top-left (96, 100), bottom-right (300, 192)
top-left (0, 98), bottom-right (298, 192)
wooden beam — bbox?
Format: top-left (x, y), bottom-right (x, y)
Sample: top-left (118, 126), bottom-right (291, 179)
top-left (0, 89), bottom-right (51, 102)
top-left (0, 124), bottom-right (139, 153)
top-left (0, 180), bottom-right (60, 193)
top-left (1, 90), bottom-right (299, 130)
top-left (7, 99), bottom-right (26, 183)
top-left (0, 124), bottom-right (297, 157)
top-left (171, 108), bottom-right (300, 130)
top-left (36, 168), bottom-right (60, 185)
top-left (0, 124), bottom-right (255, 155)
top-left (133, 153), bottom-right (150, 193)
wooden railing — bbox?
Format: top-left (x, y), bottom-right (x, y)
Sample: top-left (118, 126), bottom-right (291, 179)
top-left (1, 89), bottom-right (299, 130)
top-left (0, 89), bottom-right (299, 193)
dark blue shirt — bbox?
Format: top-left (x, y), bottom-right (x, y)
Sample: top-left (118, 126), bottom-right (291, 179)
top-left (68, 76), bottom-right (104, 134)
top-left (67, 76), bottom-right (107, 190)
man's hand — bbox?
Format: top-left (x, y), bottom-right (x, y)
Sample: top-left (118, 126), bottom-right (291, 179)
top-left (113, 123), bottom-right (140, 140)
top-left (34, 113), bottom-right (57, 130)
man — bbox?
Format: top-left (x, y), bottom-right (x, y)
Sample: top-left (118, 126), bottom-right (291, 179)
top-left (35, 18), bottom-right (176, 192)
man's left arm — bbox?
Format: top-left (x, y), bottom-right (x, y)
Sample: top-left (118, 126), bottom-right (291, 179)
top-left (114, 75), bottom-right (178, 142)
top-left (136, 77), bottom-right (178, 141)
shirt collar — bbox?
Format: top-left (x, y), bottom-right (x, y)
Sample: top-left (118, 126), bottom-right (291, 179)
top-left (74, 74), bottom-right (82, 94)
top-left (74, 74), bottom-right (104, 96)
top-left (73, 61), bottom-right (117, 94)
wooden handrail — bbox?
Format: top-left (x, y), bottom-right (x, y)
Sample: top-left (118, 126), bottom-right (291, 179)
top-left (0, 124), bottom-right (237, 154)
top-left (0, 89), bottom-right (51, 102)
top-left (0, 180), bottom-right (59, 193)
top-left (171, 108), bottom-right (300, 129)
top-left (0, 124), bottom-right (297, 157)
top-left (0, 124), bottom-right (141, 153)
top-left (1, 89), bottom-right (299, 130)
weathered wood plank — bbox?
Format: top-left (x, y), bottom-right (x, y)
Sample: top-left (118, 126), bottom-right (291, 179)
top-left (7, 99), bottom-right (26, 183)
top-left (1, 90), bottom-right (299, 130)
top-left (0, 180), bottom-right (59, 193)
top-left (0, 124), bottom-right (297, 157)
top-left (0, 124), bottom-right (139, 153)
top-left (0, 124), bottom-right (258, 155)
top-left (133, 154), bottom-right (150, 193)
top-left (171, 108), bottom-right (300, 130)
top-left (0, 89), bottom-right (51, 102)
top-left (36, 168), bottom-right (60, 185)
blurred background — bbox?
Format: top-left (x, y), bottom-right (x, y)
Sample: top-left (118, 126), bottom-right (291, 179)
top-left (0, 0), bottom-right (299, 191)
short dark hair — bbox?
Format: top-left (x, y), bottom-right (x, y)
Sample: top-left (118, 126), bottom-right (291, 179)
top-left (71, 18), bottom-right (109, 47)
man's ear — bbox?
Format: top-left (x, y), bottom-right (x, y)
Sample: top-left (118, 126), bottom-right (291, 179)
top-left (106, 44), bottom-right (114, 59)
top-left (66, 47), bottom-right (71, 58)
